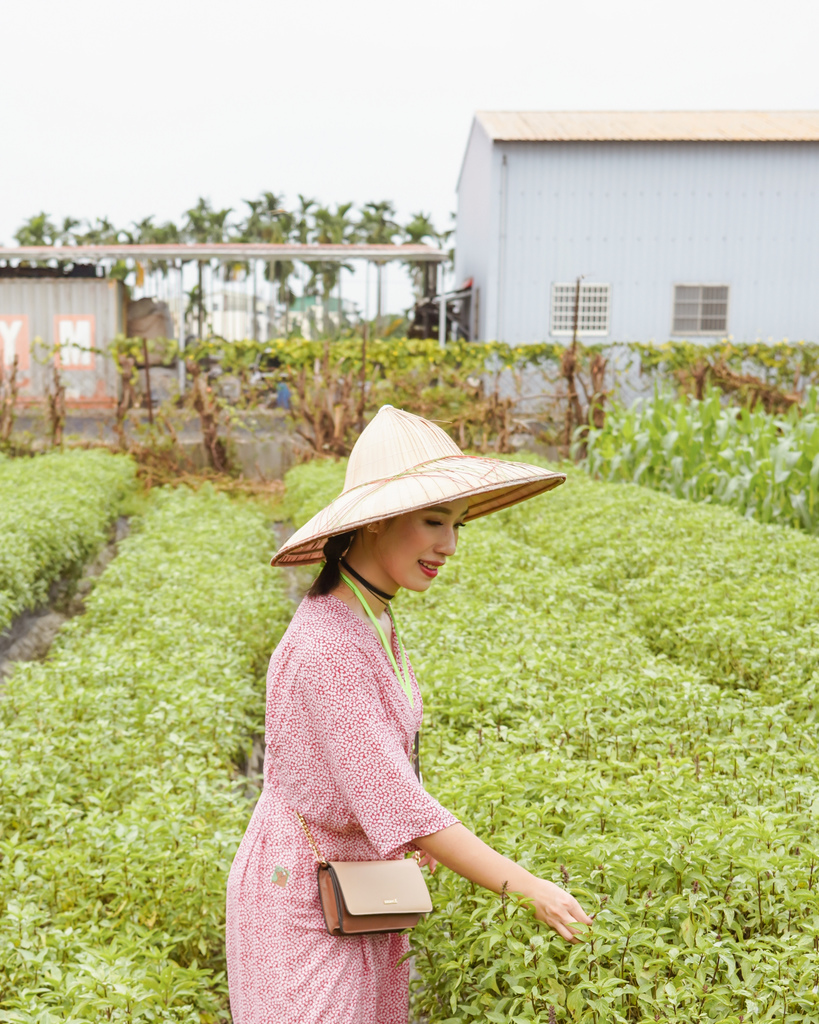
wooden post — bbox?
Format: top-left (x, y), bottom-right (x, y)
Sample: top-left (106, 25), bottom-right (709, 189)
top-left (562, 276), bottom-right (584, 447)
top-left (572, 276), bottom-right (581, 352)
top-left (142, 338), bottom-right (154, 425)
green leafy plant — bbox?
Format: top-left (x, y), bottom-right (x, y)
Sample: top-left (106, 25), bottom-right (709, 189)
top-left (0, 486), bottom-right (291, 1021)
top-left (283, 456), bottom-right (819, 1022)
top-left (0, 450), bottom-right (136, 634)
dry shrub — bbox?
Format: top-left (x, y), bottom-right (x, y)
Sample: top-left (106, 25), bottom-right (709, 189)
top-left (0, 354), bottom-right (19, 443)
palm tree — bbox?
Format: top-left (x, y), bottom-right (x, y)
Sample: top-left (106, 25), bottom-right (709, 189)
top-left (357, 201), bottom-right (400, 319)
top-left (133, 215), bottom-right (181, 295)
top-left (14, 212), bottom-right (59, 247)
top-left (358, 201), bottom-right (400, 244)
top-left (58, 217), bottom-right (81, 244)
top-left (263, 204), bottom-right (297, 333)
top-left (292, 195), bottom-right (318, 325)
top-left (73, 217), bottom-right (130, 280)
top-left (13, 212), bottom-right (64, 268)
top-left (403, 211), bottom-right (440, 299)
top-left (238, 193), bottom-right (296, 337)
top-left (311, 202), bottom-right (356, 334)
top-left (184, 198), bottom-right (233, 339)
top-left (294, 195), bottom-right (316, 245)
top-left (74, 216), bottom-right (124, 245)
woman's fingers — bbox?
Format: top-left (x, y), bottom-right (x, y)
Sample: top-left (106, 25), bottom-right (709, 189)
top-left (568, 896), bottom-right (594, 926)
top-left (417, 852), bottom-right (438, 873)
top-left (534, 880), bottom-right (594, 941)
top-left (556, 890), bottom-right (593, 927)
top-left (549, 914), bottom-right (589, 943)
top-left (553, 921), bottom-right (581, 943)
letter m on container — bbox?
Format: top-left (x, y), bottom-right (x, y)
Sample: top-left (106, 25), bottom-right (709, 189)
top-left (54, 315), bottom-right (95, 370)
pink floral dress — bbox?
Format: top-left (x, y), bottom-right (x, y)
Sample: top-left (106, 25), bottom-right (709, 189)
top-left (226, 594), bottom-right (458, 1024)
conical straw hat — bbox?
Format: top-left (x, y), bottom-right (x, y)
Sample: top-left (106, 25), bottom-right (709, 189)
top-left (271, 405), bottom-right (565, 566)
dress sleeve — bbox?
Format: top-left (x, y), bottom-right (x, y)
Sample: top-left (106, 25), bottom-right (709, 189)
top-left (297, 641), bottom-right (459, 859)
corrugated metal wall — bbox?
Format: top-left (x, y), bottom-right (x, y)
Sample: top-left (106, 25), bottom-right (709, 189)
top-left (457, 138), bottom-right (819, 343)
top-left (0, 278), bottom-right (124, 407)
top-left (455, 121), bottom-right (495, 340)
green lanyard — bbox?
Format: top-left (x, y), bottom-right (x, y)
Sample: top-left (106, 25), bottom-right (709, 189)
top-left (340, 572), bottom-right (414, 708)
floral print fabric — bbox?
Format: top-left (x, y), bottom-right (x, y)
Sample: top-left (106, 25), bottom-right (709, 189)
top-left (226, 594), bottom-right (458, 1023)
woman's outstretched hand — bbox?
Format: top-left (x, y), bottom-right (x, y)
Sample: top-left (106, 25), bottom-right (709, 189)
top-left (525, 878), bottom-right (593, 943)
top-left (415, 823), bottom-right (594, 944)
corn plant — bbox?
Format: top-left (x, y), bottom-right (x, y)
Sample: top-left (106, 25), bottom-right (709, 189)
top-left (581, 387), bottom-right (819, 534)
top-left (284, 457), bottom-right (819, 1023)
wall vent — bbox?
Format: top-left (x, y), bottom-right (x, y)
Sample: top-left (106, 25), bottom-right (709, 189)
top-left (673, 284), bottom-right (729, 335)
top-left (550, 282), bottom-right (611, 337)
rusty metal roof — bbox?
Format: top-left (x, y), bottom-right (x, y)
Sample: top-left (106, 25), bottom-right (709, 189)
top-left (475, 110), bottom-right (819, 142)
top-left (0, 242), bottom-right (447, 263)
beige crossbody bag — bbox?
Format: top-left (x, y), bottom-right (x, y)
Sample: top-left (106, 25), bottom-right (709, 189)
top-left (295, 732), bottom-right (432, 936)
top-left (296, 811), bottom-right (432, 936)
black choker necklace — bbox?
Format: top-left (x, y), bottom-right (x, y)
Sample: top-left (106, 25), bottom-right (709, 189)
top-left (340, 559), bottom-right (395, 603)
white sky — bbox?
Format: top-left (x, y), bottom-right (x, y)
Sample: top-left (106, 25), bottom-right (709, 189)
top-left (2, 0), bottom-right (818, 319)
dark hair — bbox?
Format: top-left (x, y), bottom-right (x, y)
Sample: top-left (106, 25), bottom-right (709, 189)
top-left (307, 531), bottom-right (356, 597)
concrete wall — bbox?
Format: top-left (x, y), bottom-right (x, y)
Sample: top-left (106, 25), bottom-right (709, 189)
top-left (456, 135), bottom-right (819, 344)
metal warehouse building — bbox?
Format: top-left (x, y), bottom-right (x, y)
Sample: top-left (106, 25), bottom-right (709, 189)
top-left (454, 110), bottom-right (819, 344)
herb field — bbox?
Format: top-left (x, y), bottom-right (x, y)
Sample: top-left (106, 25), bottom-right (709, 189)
top-left (286, 458), bottom-right (819, 1023)
top-left (3, 449), bottom-right (817, 1023)
top-left (582, 388), bottom-right (819, 535)
top-left (0, 450), bottom-right (136, 634)
top-left (0, 485), bottom-right (290, 1022)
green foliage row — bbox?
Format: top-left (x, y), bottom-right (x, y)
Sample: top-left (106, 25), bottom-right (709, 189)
top-left (181, 336), bottom-right (819, 389)
top-left (631, 339), bottom-right (819, 397)
top-left (582, 387), bottom-right (819, 534)
top-left (0, 451), bottom-right (137, 635)
top-left (0, 486), bottom-right (291, 1022)
top-left (283, 457), bottom-right (819, 1022)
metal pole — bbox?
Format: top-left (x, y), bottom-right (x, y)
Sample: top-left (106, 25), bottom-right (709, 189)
top-left (274, 260), bottom-right (280, 335)
top-left (177, 260), bottom-right (186, 394)
top-left (253, 259), bottom-right (258, 341)
top-left (197, 261), bottom-right (204, 340)
top-left (438, 262), bottom-right (446, 349)
top-left (337, 267), bottom-right (342, 338)
top-left (496, 153), bottom-right (508, 341)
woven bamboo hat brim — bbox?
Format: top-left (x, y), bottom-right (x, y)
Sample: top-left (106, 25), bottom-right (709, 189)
top-left (271, 405), bottom-right (566, 567)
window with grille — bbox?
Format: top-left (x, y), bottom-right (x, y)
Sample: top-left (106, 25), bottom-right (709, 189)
top-left (672, 285), bottom-right (729, 335)
top-left (550, 282), bottom-right (611, 337)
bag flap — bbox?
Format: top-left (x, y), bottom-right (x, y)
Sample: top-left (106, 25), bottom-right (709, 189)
top-left (328, 859), bottom-right (432, 916)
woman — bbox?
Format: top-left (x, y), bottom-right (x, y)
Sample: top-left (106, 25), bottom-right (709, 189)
top-left (226, 405), bottom-right (593, 1024)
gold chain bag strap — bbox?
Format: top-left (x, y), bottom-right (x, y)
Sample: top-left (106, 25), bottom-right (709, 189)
top-left (296, 811), bottom-right (432, 935)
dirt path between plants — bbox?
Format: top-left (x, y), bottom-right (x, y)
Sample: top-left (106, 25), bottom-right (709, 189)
top-left (0, 516), bottom-right (130, 683)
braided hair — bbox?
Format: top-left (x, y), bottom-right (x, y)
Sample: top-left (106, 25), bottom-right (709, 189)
top-left (307, 530), bottom-right (356, 597)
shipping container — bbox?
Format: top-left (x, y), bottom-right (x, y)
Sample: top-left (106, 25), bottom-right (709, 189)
top-left (0, 277), bottom-right (125, 408)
